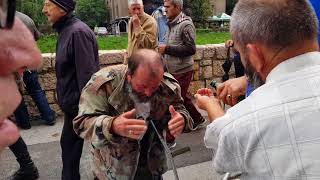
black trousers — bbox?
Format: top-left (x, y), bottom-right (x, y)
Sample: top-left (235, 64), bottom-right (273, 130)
top-left (9, 136), bottom-right (32, 167)
top-left (60, 111), bottom-right (84, 180)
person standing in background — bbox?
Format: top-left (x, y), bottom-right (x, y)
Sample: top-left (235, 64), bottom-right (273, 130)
top-left (158, 0), bottom-right (206, 134)
top-left (152, 5), bottom-right (168, 44)
top-left (42, 0), bottom-right (100, 179)
top-left (14, 11), bottom-right (56, 130)
top-left (126, 0), bottom-right (158, 64)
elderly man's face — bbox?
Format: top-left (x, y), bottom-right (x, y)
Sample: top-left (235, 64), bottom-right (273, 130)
top-left (127, 65), bottom-right (164, 102)
top-left (128, 4), bottom-right (144, 17)
top-left (0, 18), bottom-right (42, 152)
top-left (42, 0), bottom-right (66, 24)
top-left (164, 0), bottom-right (181, 21)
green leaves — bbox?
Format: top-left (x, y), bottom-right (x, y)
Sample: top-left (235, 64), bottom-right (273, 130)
top-left (187, 0), bottom-right (213, 23)
top-left (75, 0), bottom-right (109, 28)
top-left (16, 0), bottom-right (47, 26)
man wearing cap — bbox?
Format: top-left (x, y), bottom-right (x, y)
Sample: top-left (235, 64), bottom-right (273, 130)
top-left (125, 0), bottom-right (158, 64)
top-left (42, 0), bottom-right (99, 179)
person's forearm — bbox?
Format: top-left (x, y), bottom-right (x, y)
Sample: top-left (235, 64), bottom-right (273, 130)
top-left (165, 43), bottom-right (196, 57)
top-left (206, 102), bottom-right (225, 123)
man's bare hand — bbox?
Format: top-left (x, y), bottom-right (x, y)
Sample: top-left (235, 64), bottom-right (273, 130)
top-left (132, 14), bottom-right (141, 32)
top-left (196, 88), bottom-right (215, 97)
top-left (225, 40), bottom-right (234, 48)
top-left (217, 76), bottom-right (247, 106)
top-left (158, 44), bottom-right (166, 55)
top-left (168, 105), bottom-right (185, 138)
top-left (111, 109), bottom-right (147, 140)
top-left (194, 89), bottom-right (221, 111)
top-left (194, 92), bottom-right (224, 122)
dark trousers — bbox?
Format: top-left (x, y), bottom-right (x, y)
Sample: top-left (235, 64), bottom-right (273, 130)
top-left (60, 111), bottom-right (84, 180)
top-left (14, 70), bottom-right (55, 126)
top-left (173, 70), bottom-right (203, 123)
top-left (9, 137), bottom-right (32, 167)
top-left (134, 166), bottom-right (163, 180)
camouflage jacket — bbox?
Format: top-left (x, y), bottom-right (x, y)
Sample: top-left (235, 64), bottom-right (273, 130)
top-left (74, 65), bottom-right (192, 180)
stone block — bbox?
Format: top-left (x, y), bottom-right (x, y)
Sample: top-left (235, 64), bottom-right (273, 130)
top-left (45, 53), bottom-right (56, 69)
top-left (99, 50), bottom-right (126, 65)
top-left (188, 81), bottom-right (205, 94)
top-left (200, 66), bottom-right (213, 79)
top-left (193, 45), bottom-right (205, 60)
top-left (215, 44), bottom-right (228, 60)
top-left (40, 54), bottom-right (53, 72)
top-left (45, 90), bottom-right (56, 104)
top-left (193, 71), bottom-right (200, 81)
top-left (212, 60), bottom-right (225, 77)
top-left (38, 72), bottom-right (57, 90)
top-left (203, 45), bottom-right (216, 59)
top-left (193, 61), bottom-right (200, 71)
top-left (200, 59), bottom-right (212, 66)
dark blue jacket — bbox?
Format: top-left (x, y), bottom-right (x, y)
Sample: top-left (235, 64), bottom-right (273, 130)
top-left (54, 14), bottom-right (99, 113)
top-left (309, 0), bottom-right (320, 45)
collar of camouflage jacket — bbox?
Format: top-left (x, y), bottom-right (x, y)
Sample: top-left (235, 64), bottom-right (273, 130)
top-left (107, 67), bottom-right (179, 114)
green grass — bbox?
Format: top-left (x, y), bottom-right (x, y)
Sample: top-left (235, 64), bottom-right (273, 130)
top-left (97, 35), bottom-right (128, 50)
top-left (196, 31), bottom-right (230, 45)
top-left (37, 31), bottom-right (230, 53)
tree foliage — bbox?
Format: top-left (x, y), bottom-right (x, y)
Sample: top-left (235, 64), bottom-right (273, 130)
top-left (16, 0), bottom-right (48, 26)
top-left (75, 0), bottom-right (108, 28)
top-left (187, 0), bottom-right (213, 23)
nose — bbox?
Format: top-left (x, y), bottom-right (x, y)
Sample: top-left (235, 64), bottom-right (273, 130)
top-left (134, 9), bottom-right (140, 15)
top-left (16, 18), bottom-right (42, 69)
top-left (0, 18), bottom-right (42, 76)
top-left (42, 5), bottom-right (47, 14)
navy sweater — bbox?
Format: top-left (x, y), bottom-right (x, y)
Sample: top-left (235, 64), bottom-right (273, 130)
top-left (54, 14), bottom-right (99, 113)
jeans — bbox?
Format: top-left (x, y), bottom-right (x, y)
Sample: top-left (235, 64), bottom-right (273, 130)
top-left (61, 110), bottom-right (84, 180)
top-left (14, 71), bottom-right (55, 127)
top-left (173, 70), bottom-right (204, 124)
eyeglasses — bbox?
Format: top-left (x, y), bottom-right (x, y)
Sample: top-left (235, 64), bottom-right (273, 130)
top-left (0, 0), bottom-right (16, 29)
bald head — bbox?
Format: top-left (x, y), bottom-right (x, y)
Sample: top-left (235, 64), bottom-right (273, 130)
top-left (231, 0), bottom-right (318, 51)
top-left (128, 49), bottom-right (164, 77)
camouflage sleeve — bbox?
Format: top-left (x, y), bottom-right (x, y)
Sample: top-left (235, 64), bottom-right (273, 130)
top-left (73, 76), bottom-right (116, 149)
top-left (167, 78), bottom-right (193, 133)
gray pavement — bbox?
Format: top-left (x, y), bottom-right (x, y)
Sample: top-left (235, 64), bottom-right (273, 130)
top-left (0, 111), bottom-right (223, 180)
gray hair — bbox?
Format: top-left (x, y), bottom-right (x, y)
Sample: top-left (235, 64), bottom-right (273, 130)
top-left (165, 0), bottom-right (183, 9)
top-left (128, 0), bottom-right (143, 6)
top-left (230, 0), bottom-right (318, 51)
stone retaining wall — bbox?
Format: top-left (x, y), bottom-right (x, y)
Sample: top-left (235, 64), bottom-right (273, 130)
top-left (24, 44), bottom-right (235, 116)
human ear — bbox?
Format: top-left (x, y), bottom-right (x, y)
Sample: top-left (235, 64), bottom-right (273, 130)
top-left (246, 44), bottom-right (266, 77)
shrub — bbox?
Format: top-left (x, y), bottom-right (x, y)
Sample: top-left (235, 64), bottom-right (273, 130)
top-left (76, 0), bottom-right (108, 28)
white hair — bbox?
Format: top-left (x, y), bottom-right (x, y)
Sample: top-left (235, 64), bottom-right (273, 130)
top-left (128, 0), bottom-right (143, 6)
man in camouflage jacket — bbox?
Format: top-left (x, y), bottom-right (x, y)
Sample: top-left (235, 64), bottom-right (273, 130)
top-left (74, 49), bottom-right (192, 180)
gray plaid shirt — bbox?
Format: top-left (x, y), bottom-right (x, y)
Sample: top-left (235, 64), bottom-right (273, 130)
top-left (205, 52), bottom-right (320, 180)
